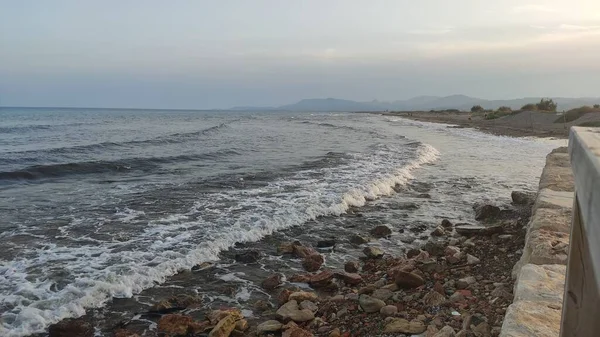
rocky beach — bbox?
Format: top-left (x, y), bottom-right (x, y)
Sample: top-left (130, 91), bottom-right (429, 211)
top-left (45, 188), bottom-right (537, 337)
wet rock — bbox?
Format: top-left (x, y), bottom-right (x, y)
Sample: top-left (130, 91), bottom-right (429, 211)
top-left (363, 246), bottom-right (384, 259)
top-left (234, 250), bottom-right (261, 263)
top-left (257, 320), bottom-right (283, 334)
top-left (406, 248), bottom-right (421, 258)
top-left (149, 294), bottom-right (202, 313)
top-left (235, 319), bottom-right (248, 331)
top-left (370, 225), bottom-right (392, 238)
top-left (511, 191), bottom-right (536, 205)
top-left (209, 314), bottom-right (238, 337)
top-left (208, 309), bottom-right (243, 325)
top-left (434, 325), bottom-right (457, 337)
top-left (473, 204), bottom-right (501, 221)
top-left (457, 276), bottom-right (476, 289)
top-left (317, 239), bottom-right (336, 248)
top-left (423, 240), bottom-right (447, 256)
top-left (300, 300), bottom-right (318, 312)
top-left (262, 273), bottom-right (283, 290)
top-left (466, 254), bottom-right (480, 265)
top-left (114, 329), bottom-right (140, 337)
top-left (371, 288), bottom-right (393, 301)
top-left (359, 294), bottom-right (386, 313)
top-left (293, 245), bottom-right (318, 259)
top-left (289, 291), bottom-right (318, 302)
top-left (302, 254), bottom-right (324, 272)
top-left (278, 242), bottom-right (295, 254)
top-left (278, 289), bottom-right (294, 305)
top-left (455, 225), bottom-right (503, 236)
top-left (383, 318), bottom-right (427, 334)
top-left (253, 300), bottom-right (272, 313)
top-left (158, 314), bottom-right (208, 336)
top-left (309, 270), bottom-right (334, 288)
top-left (349, 234), bottom-right (369, 244)
top-left (48, 319), bottom-right (94, 337)
top-left (380, 305), bottom-right (398, 317)
top-left (422, 290), bottom-right (446, 307)
top-left (277, 300), bottom-right (315, 322)
top-left (334, 271), bottom-right (363, 285)
top-left (441, 219), bottom-right (453, 228)
top-left (344, 261), bottom-right (360, 273)
top-left (394, 270), bottom-right (425, 289)
top-left (431, 226), bottom-right (445, 237)
top-left (289, 274), bottom-right (311, 283)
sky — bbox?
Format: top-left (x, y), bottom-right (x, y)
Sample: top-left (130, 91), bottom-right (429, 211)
top-left (1, 0), bottom-right (600, 109)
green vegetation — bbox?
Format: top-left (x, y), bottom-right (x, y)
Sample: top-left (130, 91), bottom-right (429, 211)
top-left (594, 104), bottom-right (600, 109)
top-left (520, 103), bottom-right (537, 111)
top-left (554, 106), bottom-right (600, 123)
top-left (520, 98), bottom-right (558, 112)
top-left (471, 105), bottom-right (485, 113)
top-left (497, 106), bottom-right (512, 113)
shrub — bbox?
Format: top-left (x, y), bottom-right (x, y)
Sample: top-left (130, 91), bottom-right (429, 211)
top-left (554, 106), bottom-right (600, 123)
top-left (594, 104), bottom-right (600, 109)
top-left (520, 103), bottom-right (537, 111)
top-left (536, 98), bottom-right (557, 112)
top-left (497, 106), bottom-right (512, 113)
top-left (471, 105), bottom-right (485, 113)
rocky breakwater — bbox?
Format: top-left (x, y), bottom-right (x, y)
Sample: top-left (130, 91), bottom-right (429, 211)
top-left (500, 147), bottom-right (573, 337)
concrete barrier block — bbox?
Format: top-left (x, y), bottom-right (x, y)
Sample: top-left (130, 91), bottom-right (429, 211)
top-left (514, 264), bottom-right (566, 305)
top-left (500, 300), bottom-right (562, 337)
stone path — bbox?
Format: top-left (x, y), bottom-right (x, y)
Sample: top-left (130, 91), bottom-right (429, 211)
top-left (501, 147), bottom-right (573, 337)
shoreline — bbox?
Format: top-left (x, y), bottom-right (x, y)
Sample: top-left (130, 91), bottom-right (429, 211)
top-left (46, 191), bottom-right (536, 337)
top-left (373, 111), bottom-right (570, 139)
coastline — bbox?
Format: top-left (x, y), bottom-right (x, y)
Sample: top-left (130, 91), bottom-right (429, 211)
top-left (374, 111), bottom-right (570, 139)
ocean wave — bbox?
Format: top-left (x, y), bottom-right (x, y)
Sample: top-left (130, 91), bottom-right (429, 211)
top-left (0, 142), bottom-right (439, 337)
top-left (0, 149), bottom-right (241, 181)
top-left (1, 123), bottom-right (231, 157)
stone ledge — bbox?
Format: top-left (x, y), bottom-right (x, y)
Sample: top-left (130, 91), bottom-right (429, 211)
top-left (500, 300), bottom-right (562, 337)
top-left (534, 189), bottom-right (573, 211)
top-left (529, 208), bottom-right (571, 234)
top-left (539, 165), bottom-right (574, 192)
top-left (514, 264), bottom-right (566, 305)
top-left (514, 229), bottom-right (569, 277)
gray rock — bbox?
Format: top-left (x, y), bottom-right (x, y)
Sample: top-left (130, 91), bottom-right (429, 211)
top-left (466, 254), bottom-right (480, 265)
top-left (511, 191), bottom-right (536, 205)
top-left (371, 288), bottom-right (393, 301)
top-left (350, 234), bottom-right (369, 244)
top-left (380, 305), bottom-right (398, 317)
top-left (370, 225), bottom-right (392, 238)
top-left (363, 246), bottom-right (384, 259)
top-left (359, 294), bottom-right (386, 313)
top-left (300, 300), bottom-right (318, 312)
top-left (457, 276), bottom-right (476, 289)
top-left (256, 320), bottom-right (283, 333)
top-left (276, 300), bottom-right (315, 322)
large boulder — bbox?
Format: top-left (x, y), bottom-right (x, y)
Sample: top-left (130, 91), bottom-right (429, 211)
top-left (234, 250), bottom-right (261, 263)
top-left (292, 245), bottom-right (318, 259)
top-left (473, 204), bottom-right (501, 221)
top-left (511, 191), bottom-right (536, 205)
top-left (208, 314), bottom-right (238, 337)
top-left (370, 225), bottom-right (392, 238)
top-left (349, 234), bottom-right (369, 244)
top-left (48, 319), bottom-right (94, 337)
top-left (302, 254), bottom-right (324, 272)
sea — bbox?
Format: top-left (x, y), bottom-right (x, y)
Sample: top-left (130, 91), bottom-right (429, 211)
top-left (0, 107), bottom-right (564, 336)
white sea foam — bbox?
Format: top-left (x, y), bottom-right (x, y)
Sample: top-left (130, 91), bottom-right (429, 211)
top-left (0, 143), bottom-right (439, 337)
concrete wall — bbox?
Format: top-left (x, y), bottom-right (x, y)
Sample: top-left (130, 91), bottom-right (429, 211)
top-left (500, 147), bottom-right (573, 337)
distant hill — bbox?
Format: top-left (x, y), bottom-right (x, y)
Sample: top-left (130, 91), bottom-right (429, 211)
top-left (232, 96), bottom-right (600, 112)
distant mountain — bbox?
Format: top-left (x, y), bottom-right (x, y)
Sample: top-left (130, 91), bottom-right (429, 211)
top-left (231, 96), bottom-right (600, 112)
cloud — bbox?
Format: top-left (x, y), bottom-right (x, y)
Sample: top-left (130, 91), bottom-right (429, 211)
top-left (559, 24), bottom-right (600, 31)
top-left (408, 27), bottom-right (453, 35)
top-left (512, 4), bottom-right (557, 14)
